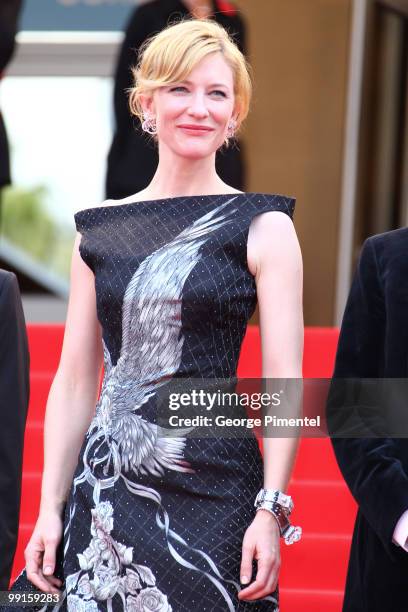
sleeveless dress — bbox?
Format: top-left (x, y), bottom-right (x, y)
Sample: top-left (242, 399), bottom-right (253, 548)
top-left (6, 192), bottom-right (295, 612)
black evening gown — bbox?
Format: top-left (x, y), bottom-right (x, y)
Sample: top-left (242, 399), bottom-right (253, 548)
top-left (5, 192), bottom-right (295, 612)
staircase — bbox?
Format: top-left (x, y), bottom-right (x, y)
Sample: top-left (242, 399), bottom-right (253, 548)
top-left (12, 325), bottom-right (355, 611)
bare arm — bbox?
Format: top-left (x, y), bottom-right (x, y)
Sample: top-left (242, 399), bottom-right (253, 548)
top-left (40, 234), bottom-right (103, 511)
top-left (25, 230), bottom-right (103, 593)
top-left (239, 210), bottom-right (303, 602)
top-left (40, 232), bottom-right (103, 514)
top-left (255, 211), bottom-right (304, 492)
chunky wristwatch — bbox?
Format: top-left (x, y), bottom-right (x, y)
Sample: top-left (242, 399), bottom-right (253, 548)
top-left (254, 488), bottom-right (302, 545)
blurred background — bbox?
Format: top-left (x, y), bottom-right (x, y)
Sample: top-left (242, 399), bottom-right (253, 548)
top-left (1, 0), bottom-right (408, 326)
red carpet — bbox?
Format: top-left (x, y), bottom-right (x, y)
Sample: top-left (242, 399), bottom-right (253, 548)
top-left (12, 325), bottom-right (355, 611)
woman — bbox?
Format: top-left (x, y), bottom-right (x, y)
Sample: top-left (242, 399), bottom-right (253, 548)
top-left (6, 18), bottom-right (303, 611)
top-left (106, 0), bottom-right (247, 199)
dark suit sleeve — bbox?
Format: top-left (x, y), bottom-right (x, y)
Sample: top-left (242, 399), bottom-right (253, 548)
top-left (0, 272), bottom-right (29, 589)
top-left (0, 0), bottom-right (23, 73)
top-left (328, 237), bottom-right (408, 559)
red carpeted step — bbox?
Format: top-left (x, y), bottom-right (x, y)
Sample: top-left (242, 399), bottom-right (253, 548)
top-left (20, 472), bottom-right (41, 526)
top-left (22, 423), bottom-right (44, 473)
top-left (10, 524), bottom-right (32, 581)
top-left (287, 479), bottom-right (356, 534)
top-left (280, 534), bottom-right (350, 591)
top-left (280, 587), bottom-right (343, 612)
top-left (237, 326), bottom-right (340, 378)
top-left (27, 326), bottom-right (64, 374)
top-left (26, 373), bottom-right (53, 421)
top-left (303, 327), bottom-right (340, 377)
top-left (292, 438), bottom-right (344, 481)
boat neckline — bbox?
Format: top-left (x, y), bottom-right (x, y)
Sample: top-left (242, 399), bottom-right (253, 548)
top-left (74, 192), bottom-right (294, 216)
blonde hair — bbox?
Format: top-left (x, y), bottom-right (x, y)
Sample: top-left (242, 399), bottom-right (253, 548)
top-left (128, 17), bottom-right (252, 146)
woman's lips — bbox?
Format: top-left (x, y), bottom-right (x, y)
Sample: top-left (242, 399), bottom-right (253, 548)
top-left (177, 125), bottom-right (214, 133)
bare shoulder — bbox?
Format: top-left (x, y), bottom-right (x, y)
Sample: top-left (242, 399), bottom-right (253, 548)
top-left (75, 191), bottom-right (147, 213)
top-left (247, 210), bottom-right (301, 278)
top-left (74, 198), bottom-right (116, 215)
top-left (252, 208), bottom-right (294, 229)
top-left (113, 192), bottom-right (147, 204)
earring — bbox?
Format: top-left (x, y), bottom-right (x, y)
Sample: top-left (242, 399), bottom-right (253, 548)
top-left (226, 118), bottom-right (237, 139)
top-left (141, 113), bottom-right (157, 134)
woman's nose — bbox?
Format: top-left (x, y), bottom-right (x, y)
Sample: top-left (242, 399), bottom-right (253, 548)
top-left (187, 93), bottom-right (209, 117)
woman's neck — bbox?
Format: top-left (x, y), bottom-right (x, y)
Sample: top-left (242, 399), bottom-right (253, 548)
top-left (142, 158), bottom-right (231, 199)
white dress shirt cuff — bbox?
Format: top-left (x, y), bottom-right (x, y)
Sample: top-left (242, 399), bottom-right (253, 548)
top-left (392, 509), bottom-right (408, 551)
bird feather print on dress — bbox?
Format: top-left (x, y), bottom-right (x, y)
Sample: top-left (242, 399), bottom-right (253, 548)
top-left (5, 192), bottom-right (295, 612)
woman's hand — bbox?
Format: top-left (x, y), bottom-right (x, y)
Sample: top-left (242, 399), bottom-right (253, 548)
top-left (25, 509), bottom-right (64, 594)
top-left (238, 509), bottom-right (281, 601)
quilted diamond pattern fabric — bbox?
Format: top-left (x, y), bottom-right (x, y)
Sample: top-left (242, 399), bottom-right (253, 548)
top-left (5, 192), bottom-right (295, 612)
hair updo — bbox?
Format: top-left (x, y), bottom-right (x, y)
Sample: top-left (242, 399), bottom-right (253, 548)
top-left (127, 17), bottom-right (252, 146)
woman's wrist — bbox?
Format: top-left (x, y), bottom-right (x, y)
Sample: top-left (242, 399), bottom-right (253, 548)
top-left (254, 487), bottom-right (302, 545)
top-left (254, 508), bottom-right (281, 530)
top-left (39, 497), bottom-right (66, 516)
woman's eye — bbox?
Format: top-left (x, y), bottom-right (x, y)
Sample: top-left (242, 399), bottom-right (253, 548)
top-left (170, 87), bottom-right (226, 97)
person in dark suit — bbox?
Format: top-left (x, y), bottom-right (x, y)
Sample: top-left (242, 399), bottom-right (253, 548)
top-left (327, 230), bottom-right (408, 611)
top-left (0, 270), bottom-right (30, 589)
top-left (0, 0), bottom-right (23, 231)
top-left (106, 0), bottom-right (247, 200)
top-left (0, 0), bottom-right (22, 72)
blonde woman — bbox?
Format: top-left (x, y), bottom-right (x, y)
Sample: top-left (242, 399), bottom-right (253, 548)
top-left (6, 18), bottom-right (303, 612)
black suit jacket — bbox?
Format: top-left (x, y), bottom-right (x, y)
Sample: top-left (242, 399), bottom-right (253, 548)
top-left (0, 270), bottom-right (30, 589)
top-left (327, 229), bottom-right (408, 611)
top-left (106, 0), bottom-right (246, 199)
top-left (0, 0), bottom-right (23, 188)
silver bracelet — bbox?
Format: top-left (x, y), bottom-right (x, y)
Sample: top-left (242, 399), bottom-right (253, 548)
top-left (254, 488), bottom-right (294, 515)
top-left (256, 500), bottom-right (302, 545)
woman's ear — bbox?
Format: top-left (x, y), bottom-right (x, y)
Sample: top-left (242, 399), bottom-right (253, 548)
top-left (232, 105), bottom-right (240, 128)
top-left (139, 93), bottom-right (155, 118)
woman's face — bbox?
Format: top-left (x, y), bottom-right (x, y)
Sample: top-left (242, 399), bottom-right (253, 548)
top-left (142, 52), bottom-right (237, 159)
